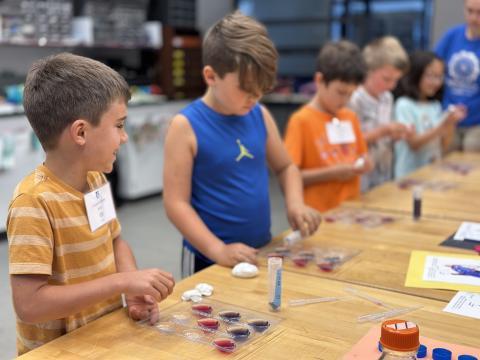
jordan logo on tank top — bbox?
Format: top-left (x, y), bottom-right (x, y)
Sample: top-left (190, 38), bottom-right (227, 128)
top-left (235, 139), bottom-right (254, 162)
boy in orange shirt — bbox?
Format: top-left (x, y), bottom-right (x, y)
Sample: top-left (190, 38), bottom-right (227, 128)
top-left (284, 41), bottom-right (373, 212)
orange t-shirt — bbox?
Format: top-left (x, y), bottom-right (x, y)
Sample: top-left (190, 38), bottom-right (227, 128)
top-left (284, 105), bottom-right (367, 212)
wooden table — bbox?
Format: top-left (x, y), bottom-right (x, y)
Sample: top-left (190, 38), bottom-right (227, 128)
top-left (410, 152), bottom-right (480, 185)
top-left (16, 152), bottom-right (480, 359)
top-left (18, 266), bottom-right (480, 359)
top-left (407, 167), bottom-right (480, 187)
top-left (343, 152), bottom-right (480, 221)
top-left (260, 210), bottom-right (474, 302)
top-left (344, 179), bottom-right (480, 222)
top-left (446, 151), bottom-right (480, 164)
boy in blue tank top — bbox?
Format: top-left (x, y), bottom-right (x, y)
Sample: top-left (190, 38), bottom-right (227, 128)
top-left (163, 12), bottom-right (321, 276)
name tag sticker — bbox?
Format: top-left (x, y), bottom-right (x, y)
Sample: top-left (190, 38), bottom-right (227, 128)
top-left (84, 182), bottom-right (117, 232)
top-left (326, 119), bottom-right (356, 144)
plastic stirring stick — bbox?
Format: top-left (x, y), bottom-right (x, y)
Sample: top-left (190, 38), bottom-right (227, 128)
top-left (345, 287), bottom-right (392, 309)
top-left (289, 296), bottom-right (349, 307)
top-left (357, 306), bottom-right (422, 323)
top-left (358, 306), bottom-right (422, 323)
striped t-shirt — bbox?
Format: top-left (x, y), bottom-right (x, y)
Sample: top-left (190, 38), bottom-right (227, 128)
top-left (349, 86), bottom-right (395, 191)
top-left (7, 164), bottom-right (122, 355)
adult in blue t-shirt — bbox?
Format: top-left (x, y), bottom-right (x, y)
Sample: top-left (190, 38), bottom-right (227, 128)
top-left (435, 0), bottom-right (480, 151)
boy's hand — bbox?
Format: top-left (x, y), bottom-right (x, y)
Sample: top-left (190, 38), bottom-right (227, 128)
top-left (122, 269), bottom-right (175, 302)
top-left (126, 294), bottom-right (159, 325)
top-left (335, 164), bottom-right (363, 181)
top-left (287, 202), bottom-right (321, 237)
top-left (359, 155), bottom-right (374, 173)
top-left (213, 243), bottom-right (258, 267)
top-left (385, 122), bottom-right (410, 140)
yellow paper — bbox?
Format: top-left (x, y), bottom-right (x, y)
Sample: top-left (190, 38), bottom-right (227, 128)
top-left (405, 250), bottom-right (480, 292)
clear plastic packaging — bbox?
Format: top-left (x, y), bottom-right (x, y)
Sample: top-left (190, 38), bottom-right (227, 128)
top-left (323, 208), bottom-right (396, 228)
top-left (439, 161), bottom-right (474, 175)
top-left (263, 246), bottom-right (314, 267)
top-left (290, 249), bottom-right (315, 267)
top-left (314, 246), bottom-right (360, 272)
top-left (261, 245), bottom-right (359, 271)
top-left (265, 245), bottom-right (291, 258)
top-left (397, 178), bottom-right (456, 191)
top-left (139, 299), bottom-right (282, 353)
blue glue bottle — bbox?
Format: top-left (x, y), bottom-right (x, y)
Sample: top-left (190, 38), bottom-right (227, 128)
top-left (268, 256), bottom-right (282, 311)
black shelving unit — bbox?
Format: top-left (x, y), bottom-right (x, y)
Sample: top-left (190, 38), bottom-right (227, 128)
top-left (338, 0), bottom-right (433, 51)
top-left (237, 0), bottom-right (433, 77)
top-left (236, 0), bottom-right (433, 134)
top-left (0, 0), bottom-right (205, 99)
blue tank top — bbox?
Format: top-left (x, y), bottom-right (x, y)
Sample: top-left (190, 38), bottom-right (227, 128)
top-left (181, 99), bottom-right (271, 263)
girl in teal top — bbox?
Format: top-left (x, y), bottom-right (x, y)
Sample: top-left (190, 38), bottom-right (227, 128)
top-left (393, 51), bottom-right (466, 179)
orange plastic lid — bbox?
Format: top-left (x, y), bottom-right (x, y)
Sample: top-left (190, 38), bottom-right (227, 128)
top-left (380, 319), bottom-right (420, 352)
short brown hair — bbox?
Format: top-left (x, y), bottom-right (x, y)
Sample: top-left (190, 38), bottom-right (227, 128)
top-left (363, 36), bottom-right (409, 73)
top-left (316, 40), bottom-right (366, 85)
top-left (202, 11), bottom-right (278, 95)
top-left (23, 53), bottom-right (131, 150)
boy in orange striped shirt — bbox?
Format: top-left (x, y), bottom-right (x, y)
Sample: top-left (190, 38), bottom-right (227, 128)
top-left (7, 53), bottom-right (174, 355)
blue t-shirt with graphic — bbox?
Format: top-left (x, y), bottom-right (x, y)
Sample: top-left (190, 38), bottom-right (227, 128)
top-left (180, 99), bottom-right (271, 263)
top-left (435, 24), bottom-right (480, 127)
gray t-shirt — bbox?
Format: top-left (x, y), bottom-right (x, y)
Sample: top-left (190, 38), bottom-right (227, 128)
top-left (349, 86), bottom-right (394, 191)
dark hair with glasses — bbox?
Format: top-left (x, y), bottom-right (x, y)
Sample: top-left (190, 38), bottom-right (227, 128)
top-left (394, 51), bottom-right (444, 101)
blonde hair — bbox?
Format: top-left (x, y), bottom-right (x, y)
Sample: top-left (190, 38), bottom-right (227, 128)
top-left (202, 11), bottom-right (278, 95)
top-left (363, 36), bottom-right (409, 73)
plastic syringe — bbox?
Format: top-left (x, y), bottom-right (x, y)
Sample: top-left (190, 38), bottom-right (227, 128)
top-left (289, 296), bottom-right (349, 307)
top-left (357, 306), bottom-right (422, 323)
top-left (345, 287), bottom-right (392, 309)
